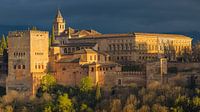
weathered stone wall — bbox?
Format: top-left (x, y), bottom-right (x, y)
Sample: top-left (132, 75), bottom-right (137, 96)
top-left (104, 72), bottom-right (146, 88)
top-left (55, 62), bottom-right (88, 86)
top-left (7, 30), bottom-right (49, 96)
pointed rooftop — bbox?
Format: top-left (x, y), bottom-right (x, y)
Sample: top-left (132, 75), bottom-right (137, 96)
top-left (55, 9), bottom-right (63, 18)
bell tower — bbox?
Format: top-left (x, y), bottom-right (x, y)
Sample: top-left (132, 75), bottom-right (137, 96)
top-left (53, 9), bottom-right (66, 36)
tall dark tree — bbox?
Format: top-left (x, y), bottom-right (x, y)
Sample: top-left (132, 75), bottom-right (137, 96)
top-left (95, 83), bottom-right (101, 101)
top-left (51, 26), bottom-right (55, 45)
top-left (0, 35), bottom-right (7, 54)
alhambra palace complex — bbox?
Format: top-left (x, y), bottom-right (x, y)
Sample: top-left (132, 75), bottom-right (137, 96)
top-left (0, 10), bottom-right (199, 96)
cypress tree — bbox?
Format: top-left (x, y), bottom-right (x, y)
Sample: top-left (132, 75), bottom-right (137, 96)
top-left (1, 35), bottom-right (7, 49)
top-left (51, 26), bottom-right (55, 45)
top-left (0, 35), bottom-right (7, 54)
top-left (49, 37), bottom-right (52, 47)
top-left (95, 83), bottom-right (101, 101)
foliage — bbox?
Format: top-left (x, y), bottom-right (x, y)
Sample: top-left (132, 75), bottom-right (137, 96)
top-left (51, 26), bottom-right (55, 45)
top-left (79, 76), bottom-right (93, 93)
top-left (41, 74), bottom-right (56, 92)
top-left (56, 93), bottom-right (74, 112)
top-left (95, 83), bottom-right (101, 101)
top-left (0, 82), bottom-right (199, 112)
top-left (0, 35), bottom-right (7, 55)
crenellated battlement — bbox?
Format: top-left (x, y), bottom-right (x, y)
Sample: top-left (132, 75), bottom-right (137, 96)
top-left (8, 30), bottom-right (48, 38)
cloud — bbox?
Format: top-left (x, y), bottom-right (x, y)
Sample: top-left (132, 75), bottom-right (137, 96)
top-left (0, 0), bottom-right (200, 33)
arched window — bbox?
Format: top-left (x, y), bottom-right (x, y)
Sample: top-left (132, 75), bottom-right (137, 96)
top-left (118, 79), bottom-right (122, 85)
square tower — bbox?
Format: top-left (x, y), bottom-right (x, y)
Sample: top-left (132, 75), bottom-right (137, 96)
top-left (6, 30), bottom-right (49, 96)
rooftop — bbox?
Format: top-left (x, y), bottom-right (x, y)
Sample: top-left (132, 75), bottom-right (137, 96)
top-left (69, 32), bottom-right (192, 40)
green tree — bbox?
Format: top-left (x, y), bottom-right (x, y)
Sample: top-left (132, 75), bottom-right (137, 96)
top-left (49, 37), bottom-right (52, 47)
top-left (0, 35), bottom-right (7, 54)
top-left (80, 103), bottom-right (93, 112)
top-left (56, 93), bottom-right (74, 112)
top-left (41, 74), bottom-right (56, 92)
top-left (79, 76), bottom-right (93, 92)
top-left (51, 26), bottom-right (55, 45)
top-left (43, 102), bottom-right (54, 112)
top-left (95, 83), bottom-right (101, 101)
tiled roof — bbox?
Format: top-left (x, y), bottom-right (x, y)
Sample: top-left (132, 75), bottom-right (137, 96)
top-left (59, 43), bottom-right (97, 47)
top-left (58, 58), bottom-right (80, 63)
top-left (74, 49), bottom-right (97, 54)
top-left (134, 33), bottom-right (192, 39)
top-left (69, 33), bottom-right (192, 40)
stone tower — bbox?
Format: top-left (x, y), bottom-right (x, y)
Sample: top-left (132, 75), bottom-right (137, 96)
top-left (6, 30), bottom-right (49, 97)
top-left (53, 9), bottom-right (66, 36)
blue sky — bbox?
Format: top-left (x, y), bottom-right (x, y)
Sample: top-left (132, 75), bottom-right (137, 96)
top-left (0, 0), bottom-right (200, 33)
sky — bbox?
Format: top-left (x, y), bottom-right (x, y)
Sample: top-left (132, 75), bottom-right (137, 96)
top-left (0, 0), bottom-right (200, 34)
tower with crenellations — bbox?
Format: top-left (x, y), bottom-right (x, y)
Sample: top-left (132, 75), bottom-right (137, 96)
top-left (6, 30), bottom-right (49, 96)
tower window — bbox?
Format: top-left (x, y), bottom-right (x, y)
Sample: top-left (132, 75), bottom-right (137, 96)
top-left (90, 56), bottom-right (93, 60)
top-left (18, 65), bottom-right (21, 69)
top-left (62, 67), bottom-right (66, 71)
top-left (94, 55), bottom-right (96, 60)
top-left (14, 65), bottom-right (17, 69)
top-left (118, 79), bottom-right (122, 85)
top-left (91, 67), bottom-right (94, 72)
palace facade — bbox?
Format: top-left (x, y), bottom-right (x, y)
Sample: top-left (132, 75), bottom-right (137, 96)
top-left (5, 10), bottom-right (194, 96)
top-left (53, 10), bottom-right (192, 64)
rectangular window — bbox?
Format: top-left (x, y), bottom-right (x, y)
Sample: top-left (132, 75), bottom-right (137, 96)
top-left (94, 55), bottom-right (96, 60)
top-left (90, 56), bottom-right (93, 60)
top-left (18, 65), bottom-right (21, 69)
top-left (14, 65), bottom-right (17, 69)
top-left (91, 67), bottom-right (94, 72)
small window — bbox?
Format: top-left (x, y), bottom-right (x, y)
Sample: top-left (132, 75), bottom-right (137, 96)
top-left (23, 65), bottom-right (25, 69)
top-left (14, 65), bottom-right (17, 69)
top-left (118, 79), bottom-right (122, 85)
top-left (91, 67), bottom-right (94, 72)
top-left (38, 65), bottom-right (41, 69)
top-left (94, 55), bottom-right (96, 60)
top-left (18, 65), bottom-right (21, 69)
top-left (98, 55), bottom-right (100, 61)
top-left (62, 67), bottom-right (66, 71)
top-left (90, 56), bottom-right (93, 60)
top-left (35, 65), bottom-right (37, 69)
